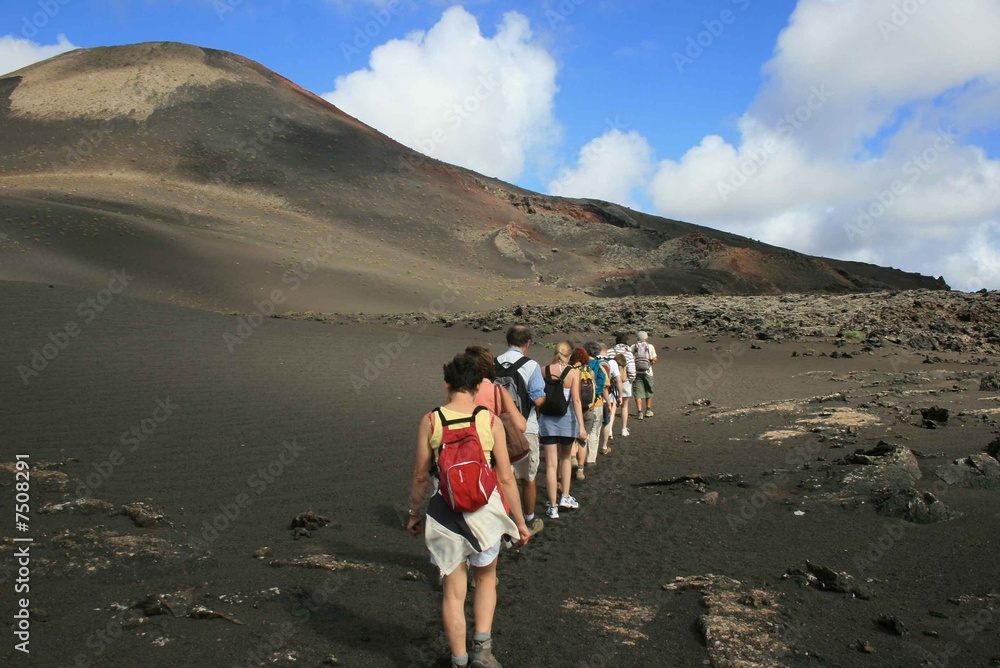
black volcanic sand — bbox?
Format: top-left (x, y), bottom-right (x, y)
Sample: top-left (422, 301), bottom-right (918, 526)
top-left (2, 281), bottom-right (999, 667)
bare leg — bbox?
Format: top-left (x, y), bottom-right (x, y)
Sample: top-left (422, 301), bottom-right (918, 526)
top-left (559, 443), bottom-right (574, 498)
top-left (442, 564), bottom-right (468, 658)
top-left (544, 444), bottom-right (559, 507)
top-left (471, 560), bottom-right (498, 635)
top-left (520, 479), bottom-right (536, 518)
top-left (601, 403), bottom-right (618, 451)
top-left (621, 396), bottom-right (630, 431)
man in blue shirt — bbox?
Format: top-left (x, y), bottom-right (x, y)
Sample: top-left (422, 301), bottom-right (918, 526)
top-left (495, 325), bottom-right (546, 535)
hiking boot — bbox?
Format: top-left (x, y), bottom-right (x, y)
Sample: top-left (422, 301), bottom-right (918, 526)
top-left (621, 427), bottom-right (630, 437)
top-left (559, 495), bottom-right (579, 510)
top-left (645, 409), bottom-right (655, 418)
top-left (546, 504), bottom-right (559, 519)
top-left (471, 639), bottom-right (501, 668)
top-left (575, 467), bottom-right (586, 481)
top-left (526, 517), bottom-right (544, 535)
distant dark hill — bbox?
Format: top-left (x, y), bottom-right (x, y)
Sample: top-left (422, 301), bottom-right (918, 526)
top-left (0, 42), bottom-right (948, 314)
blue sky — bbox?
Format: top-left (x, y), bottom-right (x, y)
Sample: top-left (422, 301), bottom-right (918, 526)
top-left (3, 0), bottom-right (1000, 289)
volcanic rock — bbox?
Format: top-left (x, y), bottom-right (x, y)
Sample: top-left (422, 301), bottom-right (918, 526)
top-left (876, 614), bottom-right (908, 636)
top-left (987, 437), bottom-right (1000, 459)
top-left (936, 454), bottom-right (1000, 489)
top-left (920, 407), bottom-right (950, 425)
top-left (783, 562), bottom-right (872, 600)
top-left (980, 374), bottom-right (1000, 391)
top-left (872, 488), bottom-right (962, 524)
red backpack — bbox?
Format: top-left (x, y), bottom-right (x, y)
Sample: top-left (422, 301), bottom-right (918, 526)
top-left (433, 407), bottom-right (498, 513)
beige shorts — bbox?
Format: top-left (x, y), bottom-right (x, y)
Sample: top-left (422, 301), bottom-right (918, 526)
top-left (512, 432), bottom-right (541, 482)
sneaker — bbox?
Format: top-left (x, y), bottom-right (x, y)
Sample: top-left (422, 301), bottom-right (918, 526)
top-left (575, 467), bottom-right (586, 481)
top-left (645, 409), bottom-right (654, 418)
top-left (637, 412), bottom-right (644, 420)
top-left (621, 427), bottom-right (630, 437)
top-left (546, 504), bottom-right (559, 519)
top-left (526, 517), bottom-right (544, 535)
top-left (471, 639), bottom-right (501, 668)
top-left (559, 495), bottom-right (579, 510)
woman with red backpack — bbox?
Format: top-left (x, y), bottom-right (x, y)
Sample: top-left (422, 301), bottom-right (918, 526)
top-left (407, 352), bottom-right (531, 668)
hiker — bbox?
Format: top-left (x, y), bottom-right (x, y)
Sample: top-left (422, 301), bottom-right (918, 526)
top-left (538, 342), bottom-right (587, 518)
top-left (570, 346), bottom-right (597, 480)
top-left (632, 331), bottom-right (659, 418)
top-left (466, 346), bottom-right (526, 433)
top-left (494, 326), bottom-right (546, 536)
top-left (596, 343), bottom-right (623, 455)
top-left (612, 333), bottom-right (636, 436)
top-left (582, 341), bottom-right (610, 467)
top-left (407, 352), bottom-right (531, 668)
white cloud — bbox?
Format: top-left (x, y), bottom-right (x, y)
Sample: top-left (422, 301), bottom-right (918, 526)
top-left (548, 129), bottom-right (652, 208)
top-left (0, 34), bottom-right (78, 77)
top-left (642, 0), bottom-right (1000, 291)
top-left (323, 6), bottom-right (558, 182)
top-left (755, 0), bottom-right (1000, 154)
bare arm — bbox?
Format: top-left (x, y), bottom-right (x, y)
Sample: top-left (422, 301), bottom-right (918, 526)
top-left (569, 369), bottom-right (586, 441)
top-left (491, 417), bottom-right (530, 545)
top-left (406, 415), bottom-right (434, 535)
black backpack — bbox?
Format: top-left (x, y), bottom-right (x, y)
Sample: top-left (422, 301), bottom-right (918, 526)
top-left (494, 356), bottom-right (532, 420)
top-left (540, 365), bottom-right (571, 417)
top-left (577, 363), bottom-right (596, 409)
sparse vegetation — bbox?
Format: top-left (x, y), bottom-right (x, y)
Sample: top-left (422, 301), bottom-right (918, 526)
top-left (841, 329), bottom-right (866, 343)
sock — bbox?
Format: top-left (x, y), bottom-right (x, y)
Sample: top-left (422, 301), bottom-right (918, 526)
top-left (577, 465), bottom-right (584, 471)
top-left (474, 632), bottom-right (491, 644)
top-left (453, 654), bottom-right (469, 667)
top-left (524, 513), bottom-right (534, 523)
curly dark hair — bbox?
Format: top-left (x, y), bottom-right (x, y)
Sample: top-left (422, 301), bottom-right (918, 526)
top-left (443, 352), bottom-right (485, 394)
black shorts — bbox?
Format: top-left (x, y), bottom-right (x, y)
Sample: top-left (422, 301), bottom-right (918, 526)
top-left (540, 436), bottom-right (577, 446)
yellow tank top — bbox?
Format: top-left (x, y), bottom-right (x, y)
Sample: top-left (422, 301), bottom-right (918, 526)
top-left (429, 407), bottom-right (495, 457)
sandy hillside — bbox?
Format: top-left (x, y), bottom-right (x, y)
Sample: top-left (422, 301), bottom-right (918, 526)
top-left (0, 42), bottom-right (947, 316)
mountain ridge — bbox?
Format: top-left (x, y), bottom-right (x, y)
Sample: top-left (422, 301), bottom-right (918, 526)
top-left (0, 41), bottom-right (949, 314)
